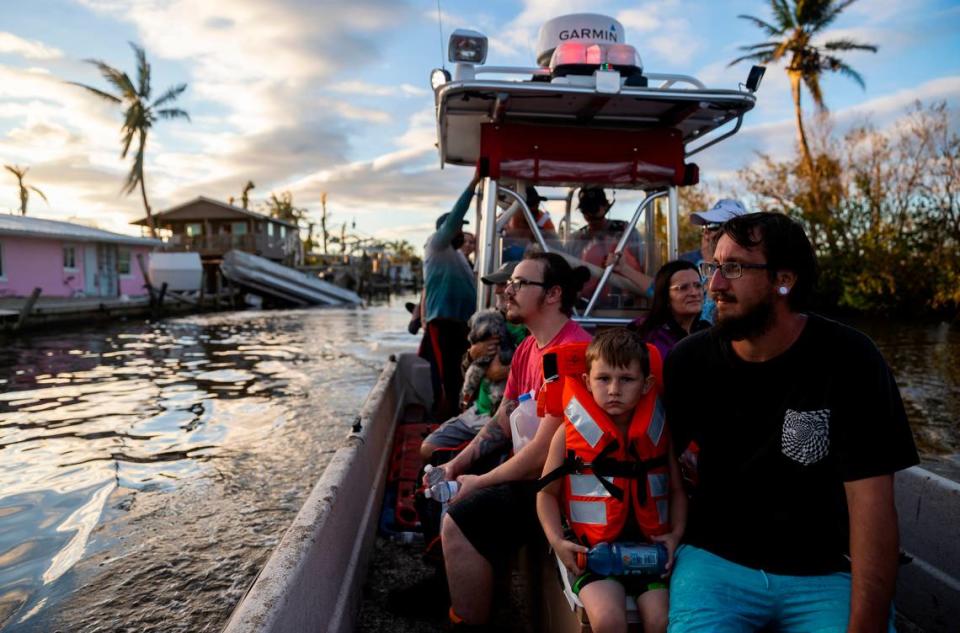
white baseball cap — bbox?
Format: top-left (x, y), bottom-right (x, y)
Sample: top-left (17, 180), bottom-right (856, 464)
top-left (690, 199), bottom-right (749, 226)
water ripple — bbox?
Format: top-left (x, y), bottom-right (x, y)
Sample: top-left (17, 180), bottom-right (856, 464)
top-left (0, 298), bottom-right (419, 631)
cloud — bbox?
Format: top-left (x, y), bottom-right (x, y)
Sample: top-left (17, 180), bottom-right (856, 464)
top-left (690, 75), bottom-right (960, 187)
top-left (0, 32), bottom-right (63, 60)
top-left (331, 80), bottom-right (428, 98)
top-left (0, 0), bottom-right (422, 235)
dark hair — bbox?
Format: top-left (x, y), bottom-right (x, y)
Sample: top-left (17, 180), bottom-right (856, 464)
top-left (633, 259), bottom-right (700, 340)
top-left (585, 328), bottom-right (650, 377)
top-left (577, 187), bottom-right (609, 211)
top-left (523, 251), bottom-right (590, 316)
top-left (720, 212), bottom-right (817, 311)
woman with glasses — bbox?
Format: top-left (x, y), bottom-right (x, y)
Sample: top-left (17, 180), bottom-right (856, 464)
top-left (630, 260), bottom-right (710, 361)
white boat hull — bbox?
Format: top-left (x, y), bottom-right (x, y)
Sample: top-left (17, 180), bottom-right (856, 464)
top-left (221, 250), bottom-right (362, 307)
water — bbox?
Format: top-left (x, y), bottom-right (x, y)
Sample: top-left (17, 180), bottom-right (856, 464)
top-left (0, 299), bottom-right (417, 632)
top-left (0, 307), bottom-right (956, 632)
top-left (851, 317), bottom-right (960, 480)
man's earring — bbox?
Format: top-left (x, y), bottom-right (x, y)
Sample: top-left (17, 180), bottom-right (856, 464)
top-left (778, 286), bottom-right (789, 296)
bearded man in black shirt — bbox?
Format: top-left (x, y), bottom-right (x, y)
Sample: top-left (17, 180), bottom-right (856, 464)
top-left (664, 213), bottom-right (918, 633)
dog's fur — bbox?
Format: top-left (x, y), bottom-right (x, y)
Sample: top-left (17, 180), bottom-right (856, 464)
top-left (460, 309), bottom-right (516, 411)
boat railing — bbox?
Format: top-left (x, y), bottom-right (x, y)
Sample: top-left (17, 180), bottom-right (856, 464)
top-left (475, 181), bottom-right (664, 326)
top-left (465, 64), bottom-right (707, 92)
top-left (581, 190), bottom-right (664, 317)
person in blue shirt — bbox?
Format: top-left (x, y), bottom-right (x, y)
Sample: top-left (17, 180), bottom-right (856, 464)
top-left (420, 174), bottom-right (480, 419)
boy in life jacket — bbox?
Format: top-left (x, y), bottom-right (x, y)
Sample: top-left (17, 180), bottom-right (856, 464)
top-left (536, 328), bottom-right (687, 633)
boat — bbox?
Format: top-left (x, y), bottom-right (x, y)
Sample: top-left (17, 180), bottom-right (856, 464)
top-left (220, 249), bottom-right (362, 307)
top-left (222, 13), bottom-right (958, 633)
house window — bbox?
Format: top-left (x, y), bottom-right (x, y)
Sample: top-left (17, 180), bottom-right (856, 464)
top-left (267, 223), bottom-right (274, 237)
top-left (118, 249), bottom-right (131, 276)
top-left (63, 245), bottom-right (77, 270)
top-left (231, 222), bottom-right (248, 236)
top-left (185, 223), bottom-right (203, 237)
top-left (0, 241), bottom-right (5, 279)
top-left (279, 225), bottom-right (287, 238)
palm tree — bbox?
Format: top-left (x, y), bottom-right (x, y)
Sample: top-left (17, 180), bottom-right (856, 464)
top-left (730, 0), bottom-right (877, 181)
top-left (265, 191), bottom-right (306, 224)
top-left (240, 180), bottom-right (255, 210)
top-left (4, 165), bottom-right (48, 216)
top-left (69, 43), bottom-right (189, 238)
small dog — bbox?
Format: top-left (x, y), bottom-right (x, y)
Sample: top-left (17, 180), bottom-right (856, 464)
top-left (460, 309), bottom-right (516, 411)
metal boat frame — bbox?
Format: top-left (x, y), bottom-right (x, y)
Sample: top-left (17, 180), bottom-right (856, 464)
top-left (434, 59), bottom-right (756, 326)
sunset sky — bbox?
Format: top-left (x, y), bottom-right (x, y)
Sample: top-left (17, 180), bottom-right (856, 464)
top-left (1, 0), bottom-right (958, 250)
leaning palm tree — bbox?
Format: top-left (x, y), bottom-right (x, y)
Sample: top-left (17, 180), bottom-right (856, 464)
top-left (69, 43), bottom-right (189, 238)
top-left (240, 180), bottom-right (255, 210)
top-left (4, 165), bottom-right (48, 216)
top-left (730, 0), bottom-right (877, 182)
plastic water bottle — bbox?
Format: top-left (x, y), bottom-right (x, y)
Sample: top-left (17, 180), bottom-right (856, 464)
top-left (509, 390), bottom-right (539, 453)
top-left (576, 542), bottom-right (668, 576)
top-left (423, 464), bottom-right (446, 487)
top-left (424, 480), bottom-right (459, 503)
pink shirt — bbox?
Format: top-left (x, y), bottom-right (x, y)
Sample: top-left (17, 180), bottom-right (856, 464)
top-left (504, 319), bottom-right (592, 401)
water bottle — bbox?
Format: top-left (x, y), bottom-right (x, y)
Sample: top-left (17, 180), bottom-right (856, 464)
top-left (576, 542), bottom-right (668, 576)
top-left (509, 390), bottom-right (539, 453)
top-left (423, 464), bottom-right (446, 487)
top-left (424, 480), bottom-right (459, 503)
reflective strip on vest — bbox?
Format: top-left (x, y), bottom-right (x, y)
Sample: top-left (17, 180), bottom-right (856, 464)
top-left (569, 474), bottom-right (613, 498)
top-left (648, 473), bottom-right (668, 498)
top-left (647, 399), bottom-right (665, 447)
top-left (566, 396), bottom-right (604, 449)
top-left (657, 499), bottom-right (669, 525)
top-left (569, 500), bottom-right (607, 525)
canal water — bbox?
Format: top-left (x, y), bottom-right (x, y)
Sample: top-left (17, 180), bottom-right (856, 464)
top-left (0, 304), bottom-right (957, 632)
top-left (0, 298), bottom-right (418, 632)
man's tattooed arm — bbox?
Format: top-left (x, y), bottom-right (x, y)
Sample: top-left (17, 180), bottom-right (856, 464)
top-left (444, 398), bottom-right (516, 478)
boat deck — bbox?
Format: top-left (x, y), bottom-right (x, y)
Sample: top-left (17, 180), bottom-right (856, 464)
top-left (357, 535), bottom-right (533, 632)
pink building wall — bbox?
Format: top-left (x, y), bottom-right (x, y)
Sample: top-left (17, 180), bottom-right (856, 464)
top-left (0, 236), bottom-right (152, 298)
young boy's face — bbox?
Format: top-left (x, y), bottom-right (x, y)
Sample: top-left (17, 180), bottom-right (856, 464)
top-left (584, 358), bottom-right (653, 422)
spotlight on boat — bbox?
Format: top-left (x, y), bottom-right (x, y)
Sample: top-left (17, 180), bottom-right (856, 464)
top-left (746, 65), bottom-right (766, 92)
top-left (448, 29), bottom-right (488, 65)
top-left (430, 68), bottom-right (452, 91)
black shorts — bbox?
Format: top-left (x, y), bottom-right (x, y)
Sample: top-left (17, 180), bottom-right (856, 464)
top-left (572, 571), bottom-right (667, 597)
top-left (446, 481), bottom-right (541, 565)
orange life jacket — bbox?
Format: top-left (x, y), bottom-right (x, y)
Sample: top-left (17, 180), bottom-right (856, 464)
top-left (537, 341), bottom-right (671, 547)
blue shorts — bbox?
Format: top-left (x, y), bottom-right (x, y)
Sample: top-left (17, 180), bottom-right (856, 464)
top-left (668, 544), bottom-right (896, 633)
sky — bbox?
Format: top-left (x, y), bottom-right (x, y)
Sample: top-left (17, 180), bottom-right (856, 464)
top-left (1, 0), bottom-right (959, 251)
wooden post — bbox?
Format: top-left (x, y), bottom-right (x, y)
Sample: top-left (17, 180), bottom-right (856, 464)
top-left (15, 287), bottom-right (42, 331)
top-left (214, 270), bottom-right (222, 309)
top-left (199, 270), bottom-right (207, 308)
top-left (136, 253), bottom-right (156, 303)
top-left (153, 282), bottom-right (168, 319)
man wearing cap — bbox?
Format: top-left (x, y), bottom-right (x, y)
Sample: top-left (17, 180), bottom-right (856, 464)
top-left (420, 260), bottom-right (528, 459)
top-left (680, 198), bottom-right (750, 323)
top-left (569, 186), bottom-right (654, 306)
top-left (421, 174), bottom-right (481, 419)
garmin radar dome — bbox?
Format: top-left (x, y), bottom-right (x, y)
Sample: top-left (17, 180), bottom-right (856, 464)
top-left (536, 13), bottom-right (626, 66)
top-left (536, 14), bottom-right (643, 79)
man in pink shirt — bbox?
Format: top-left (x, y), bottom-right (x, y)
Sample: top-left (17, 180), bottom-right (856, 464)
top-left (430, 251), bottom-right (592, 628)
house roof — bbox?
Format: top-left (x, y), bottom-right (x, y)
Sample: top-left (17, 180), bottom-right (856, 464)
top-left (0, 214), bottom-right (161, 246)
top-left (133, 196), bottom-right (299, 228)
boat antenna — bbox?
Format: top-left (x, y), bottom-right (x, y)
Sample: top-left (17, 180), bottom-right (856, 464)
top-left (436, 0), bottom-right (445, 69)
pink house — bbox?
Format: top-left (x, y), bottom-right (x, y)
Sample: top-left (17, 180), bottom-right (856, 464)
top-left (0, 214), bottom-right (160, 298)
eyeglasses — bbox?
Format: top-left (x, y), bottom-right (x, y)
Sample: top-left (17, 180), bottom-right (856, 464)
top-left (699, 261), bottom-right (770, 280)
top-left (505, 277), bottom-right (547, 293)
top-left (701, 223), bottom-right (722, 233)
top-left (669, 280), bottom-right (705, 293)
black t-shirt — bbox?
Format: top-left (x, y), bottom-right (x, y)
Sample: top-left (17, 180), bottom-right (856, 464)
top-left (664, 313), bottom-right (919, 575)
